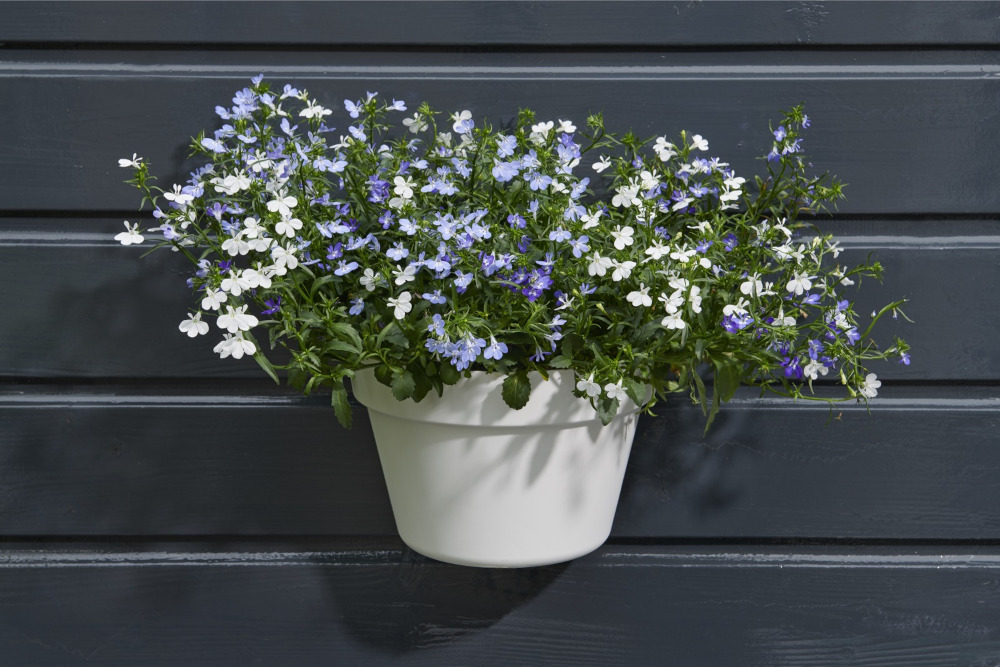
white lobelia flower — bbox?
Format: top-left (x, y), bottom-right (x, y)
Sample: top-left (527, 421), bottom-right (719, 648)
top-left (803, 360), bottom-right (829, 381)
top-left (387, 291), bottom-right (413, 320)
top-left (690, 134), bottom-right (709, 151)
top-left (661, 312), bottom-right (686, 330)
top-left (270, 244), bottom-right (298, 275)
top-left (212, 173), bottom-right (251, 195)
top-left (592, 156), bottom-right (612, 174)
top-left (242, 266), bottom-right (272, 290)
top-left (580, 208), bottom-right (604, 229)
top-left (274, 216), bottom-right (303, 238)
top-left (659, 289), bottom-right (685, 315)
top-left (163, 185), bottom-right (194, 207)
top-left (604, 379), bottom-right (628, 402)
top-left (627, 284), bottom-right (652, 307)
top-left (653, 137), bottom-right (676, 161)
top-left (740, 274), bottom-right (765, 297)
top-left (115, 221), bottom-right (144, 245)
top-left (576, 373), bottom-right (601, 399)
top-left (786, 272), bottom-right (815, 296)
top-left (723, 298), bottom-right (749, 316)
top-left (644, 241), bottom-right (670, 261)
top-left (587, 252), bottom-right (614, 277)
top-left (266, 193), bottom-right (297, 218)
top-left (688, 285), bottom-right (703, 313)
top-left (360, 268), bottom-right (378, 291)
top-left (529, 120), bottom-right (554, 144)
top-left (220, 270), bottom-right (253, 297)
top-left (178, 312), bottom-right (209, 338)
top-left (213, 332), bottom-right (256, 360)
top-left (639, 170), bottom-right (660, 191)
top-left (393, 264), bottom-right (417, 286)
top-left (299, 100), bottom-right (332, 119)
top-left (451, 110), bottom-right (473, 134)
top-left (670, 245), bottom-right (697, 263)
top-left (216, 304), bottom-right (259, 333)
top-left (611, 183), bottom-right (640, 209)
top-left (393, 176), bottom-right (415, 200)
top-left (402, 113), bottom-right (428, 134)
top-left (243, 217), bottom-right (265, 238)
top-left (557, 119), bottom-right (576, 133)
top-left (201, 288), bottom-right (228, 311)
top-left (118, 153), bottom-right (143, 168)
top-left (246, 236), bottom-right (273, 254)
top-left (610, 260), bottom-right (636, 282)
top-left (221, 233), bottom-right (251, 256)
top-left (775, 307), bottom-right (796, 327)
top-left (859, 373), bottom-right (881, 398)
top-left (610, 225), bottom-right (635, 250)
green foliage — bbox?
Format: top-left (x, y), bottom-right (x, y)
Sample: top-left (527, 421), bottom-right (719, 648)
top-left (121, 81), bottom-right (910, 431)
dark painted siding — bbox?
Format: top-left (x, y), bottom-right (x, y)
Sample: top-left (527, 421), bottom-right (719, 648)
top-left (2, 2), bottom-right (999, 664)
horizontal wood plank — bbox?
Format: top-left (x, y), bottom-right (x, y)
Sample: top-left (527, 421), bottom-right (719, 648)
top-left (1, 543), bottom-right (999, 665)
top-left (1, 388), bottom-right (997, 539)
top-left (0, 224), bottom-right (979, 380)
top-left (2, 1), bottom-right (999, 47)
top-left (2, 58), bottom-right (1000, 213)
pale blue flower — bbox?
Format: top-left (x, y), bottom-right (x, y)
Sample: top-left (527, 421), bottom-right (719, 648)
top-left (386, 243), bottom-right (409, 261)
top-left (484, 336), bottom-right (508, 361)
top-left (549, 227), bottom-right (572, 242)
top-left (334, 260), bottom-right (359, 276)
top-left (496, 135), bottom-right (517, 158)
top-left (422, 290), bottom-right (447, 304)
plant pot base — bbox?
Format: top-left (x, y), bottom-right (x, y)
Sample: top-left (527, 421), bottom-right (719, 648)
top-left (353, 370), bottom-right (639, 568)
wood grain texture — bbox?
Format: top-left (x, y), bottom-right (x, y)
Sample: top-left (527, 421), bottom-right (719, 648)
top-left (2, 54), bottom-right (1000, 213)
top-left (1, 543), bottom-right (999, 666)
top-left (0, 223), bottom-right (979, 380)
top-left (2, 1), bottom-right (999, 47)
top-left (1, 387), bottom-right (997, 539)
top-left (2, 2), bottom-right (997, 663)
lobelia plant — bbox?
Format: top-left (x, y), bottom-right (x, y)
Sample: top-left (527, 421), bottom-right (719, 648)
top-left (118, 75), bottom-right (910, 430)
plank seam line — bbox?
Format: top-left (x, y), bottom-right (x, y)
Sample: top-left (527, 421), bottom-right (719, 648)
top-left (3, 551), bottom-right (1000, 569)
top-left (1, 395), bottom-right (997, 411)
top-left (3, 63), bottom-right (1000, 80)
top-left (4, 232), bottom-right (1000, 251)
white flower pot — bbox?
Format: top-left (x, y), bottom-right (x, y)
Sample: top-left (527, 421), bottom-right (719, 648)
top-left (351, 369), bottom-right (640, 568)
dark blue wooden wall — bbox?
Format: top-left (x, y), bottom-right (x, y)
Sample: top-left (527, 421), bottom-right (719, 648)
top-left (2, 2), bottom-right (1000, 664)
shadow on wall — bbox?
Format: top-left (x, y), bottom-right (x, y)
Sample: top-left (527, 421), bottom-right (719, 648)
top-left (320, 552), bottom-right (568, 653)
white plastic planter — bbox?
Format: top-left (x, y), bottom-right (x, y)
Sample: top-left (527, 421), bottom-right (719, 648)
top-left (351, 369), bottom-right (640, 568)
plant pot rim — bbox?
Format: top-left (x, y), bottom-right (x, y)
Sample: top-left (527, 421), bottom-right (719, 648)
top-left (351, 367), bottom-right (642, 429)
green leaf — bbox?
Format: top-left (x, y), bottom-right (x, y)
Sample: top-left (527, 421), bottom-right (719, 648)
top-left (331, 381), bottom-right (352, 429)
top-left (561, 333), bottom-right (584, 358)
top-left (328, 322), bottom-right (364, 353)
top-left (715, 361), bottom-right (742, 403)
top-left (308, 274), bottom-right (338, 298)
top-left (704, 378), bottom-right (721, 436)
top-left (692, 368), bottom-right (708, 415)
top-left (624, 378), bottom-right (648, 405)
top-left (548, 355), bottom-right (574, 369)
top-left (374, 365), bottom-right (393, 387)
top-left (252, 350), bottom-right (280, 385)
top-left (391, 370), bottom-right (416, 401)
top-left (409, 362), bottom-right (433, 402)
top-left (634, 320), bottom-right (661, 344)
top-left (501, 373), bottom-right (531, 410)
top-left (439, 362), bottom-right (460, 385)
top-left (597, 396), bottom-right (619, 426)
top-left (323, 339), bottom-right (362, 357)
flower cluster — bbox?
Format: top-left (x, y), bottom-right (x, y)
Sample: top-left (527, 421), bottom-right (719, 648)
top-left (119, 76), bottom-right (909, 428)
